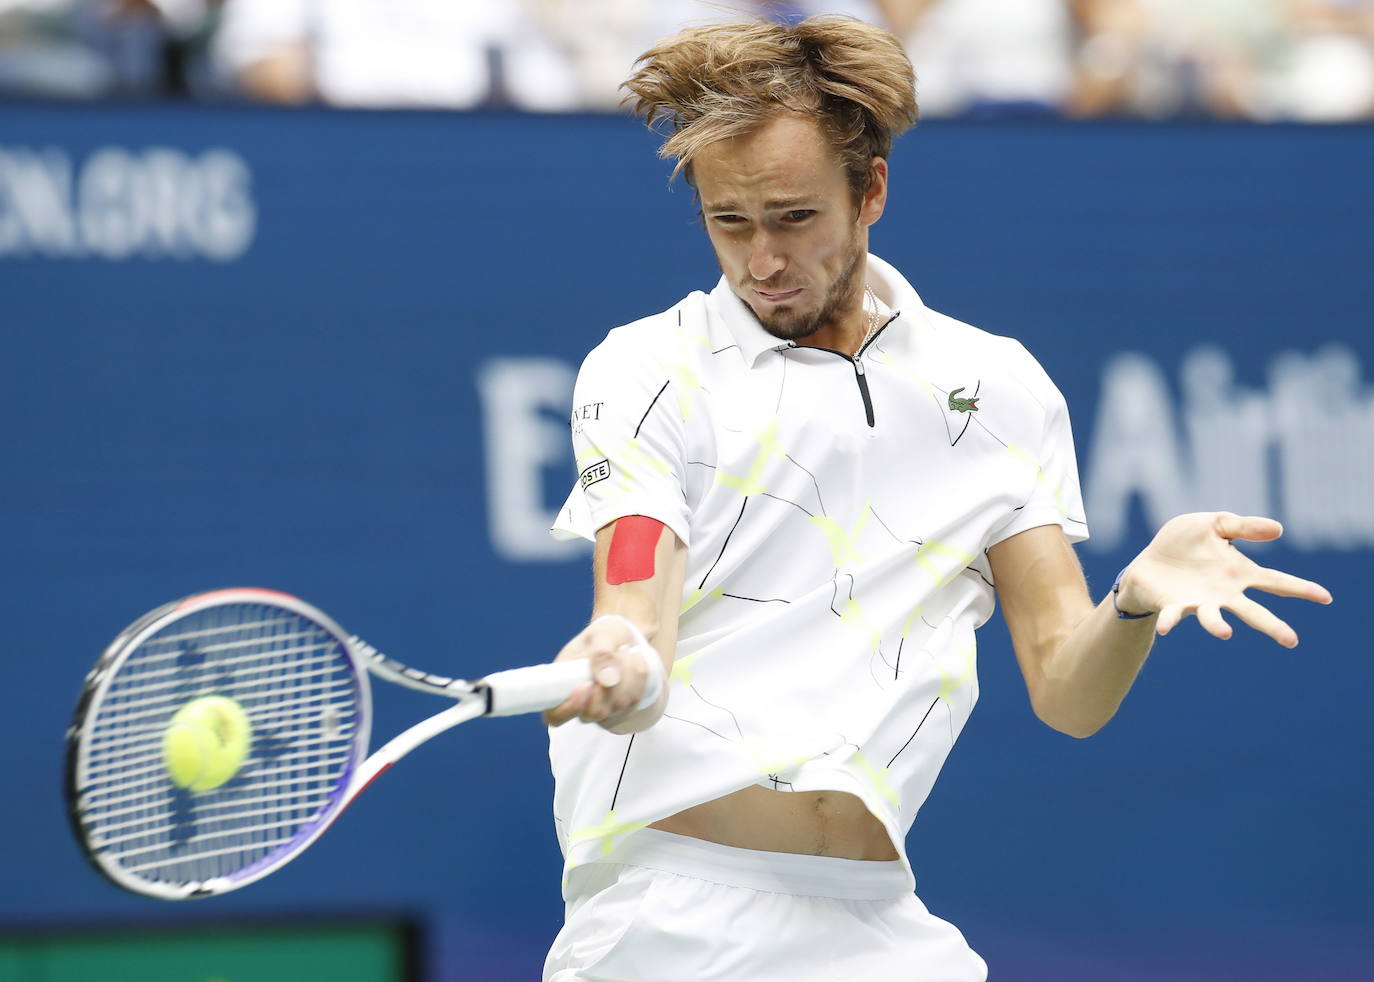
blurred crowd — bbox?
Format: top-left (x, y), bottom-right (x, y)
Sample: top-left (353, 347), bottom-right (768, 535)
top-left (2, 0), bottom-right (1372, 120)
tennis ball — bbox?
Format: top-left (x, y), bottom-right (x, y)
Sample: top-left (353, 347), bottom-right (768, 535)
top-left (163, 695), bottom-right (253, 792)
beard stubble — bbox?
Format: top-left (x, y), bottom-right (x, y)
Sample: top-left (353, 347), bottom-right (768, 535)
top-left (724, 235), bottom-right (867, 343)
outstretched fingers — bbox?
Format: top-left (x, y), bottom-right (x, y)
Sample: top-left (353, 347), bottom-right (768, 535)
top-left (1214, 513), bottom-right (1284, 544)
top-left (1154, 593), bottom-right (1302, 648)
top-left (1195, 603), bottom-right (1233, 641)
top-left (1155, 602), bottom-right (1189, 637)
top-left (1144, 512), bottom-right (1330, 647)
top-left (1226, 595), bottom-right (1298, 648)
top-left (1253, 567), bottom-right (1333, 605)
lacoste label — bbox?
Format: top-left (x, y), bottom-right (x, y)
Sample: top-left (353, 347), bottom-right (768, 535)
top-left (580, 459), bottom-right (611, 489)
top-left (948, 386), bottom-right (980, 413)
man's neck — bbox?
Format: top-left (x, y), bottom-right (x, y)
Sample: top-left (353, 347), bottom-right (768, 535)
top-left (792, 288), bottom-right (875, 357)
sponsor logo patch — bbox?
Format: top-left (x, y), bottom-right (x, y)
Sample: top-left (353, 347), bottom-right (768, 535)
top-left (580, 459), bottom-right (611, 489)
top-left (948, 386), bottom-right (980, 412)
top-left (571, 401), bottom-right (605, 434)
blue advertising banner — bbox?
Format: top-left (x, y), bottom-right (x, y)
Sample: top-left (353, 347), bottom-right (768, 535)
top-left (2, 106), bottom-right (1371, 980)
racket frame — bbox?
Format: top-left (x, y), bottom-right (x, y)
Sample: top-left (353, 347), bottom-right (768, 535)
top-left (65, 588), bottom-right (374, 900)
top-left (67, 589), bottom-right (649, 900)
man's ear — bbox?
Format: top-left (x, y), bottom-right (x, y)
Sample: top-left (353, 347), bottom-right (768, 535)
top-left (860, 156), bottom-right (889, 227)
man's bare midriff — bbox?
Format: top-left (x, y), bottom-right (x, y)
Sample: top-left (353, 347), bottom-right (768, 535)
top-left (649, 785), bottom-right (899, 861)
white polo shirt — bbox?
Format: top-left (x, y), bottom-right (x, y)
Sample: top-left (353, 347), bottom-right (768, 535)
top-left (550, 253), bottom-right (1088, 892)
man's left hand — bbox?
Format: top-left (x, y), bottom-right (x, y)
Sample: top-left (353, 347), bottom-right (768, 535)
top-left (1116, 512), bottom-right (1332, 647)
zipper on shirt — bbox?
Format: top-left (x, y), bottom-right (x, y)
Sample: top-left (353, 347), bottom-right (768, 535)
top-left (792, 313), bottom-right (896, 429)
top-left (852, 356), bottom-right (875, 427)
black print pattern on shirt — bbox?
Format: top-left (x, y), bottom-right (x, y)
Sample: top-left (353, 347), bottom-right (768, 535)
top-left (589, 315), bottom-right (1086, 828)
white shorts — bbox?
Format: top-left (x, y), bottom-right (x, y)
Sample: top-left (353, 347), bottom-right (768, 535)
top-left (544, 829), bottom-right (987, 982)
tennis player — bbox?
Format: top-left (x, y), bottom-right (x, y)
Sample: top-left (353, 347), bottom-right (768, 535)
top-left (540, 17), bottom-right (1331, 981)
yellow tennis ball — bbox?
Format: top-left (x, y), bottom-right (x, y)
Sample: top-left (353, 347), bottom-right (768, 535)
top-left (163, 695), bottom-right (253, 792)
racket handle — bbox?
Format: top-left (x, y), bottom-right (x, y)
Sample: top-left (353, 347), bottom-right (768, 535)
top-left (482, 642), bottom-right (665, 718)
top-left (482, 660), bottom-right (592, 717)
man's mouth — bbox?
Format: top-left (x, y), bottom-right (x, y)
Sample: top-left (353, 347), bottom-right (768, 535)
top-left (754, 288), bottom-right (802, 304)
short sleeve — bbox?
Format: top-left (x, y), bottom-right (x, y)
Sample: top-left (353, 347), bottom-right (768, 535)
top-left (550, 333), bottom-right (692, 547)
top-left (988, 350), bottom-right (1090, 547)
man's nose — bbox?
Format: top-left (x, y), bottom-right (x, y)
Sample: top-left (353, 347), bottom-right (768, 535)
top-left (747, 231), bottom-right (785, 282)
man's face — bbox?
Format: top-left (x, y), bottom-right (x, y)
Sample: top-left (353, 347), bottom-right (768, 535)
top-left (693, 114), bottom-right (887, 348)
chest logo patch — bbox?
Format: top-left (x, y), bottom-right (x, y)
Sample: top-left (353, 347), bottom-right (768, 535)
top-left (948, 387), bottom-right (980, 413)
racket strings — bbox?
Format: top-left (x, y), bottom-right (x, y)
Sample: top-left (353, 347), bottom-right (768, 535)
top-left (90, 644), bottom-right (346, 701)
top-left (75, 602), bottom-right (363, 892)
top-left (93, 778), bottom-right (355, 837)
top-left (82, 675), bottom-right (356, 757)
top-left (80, 747), bottom-right (359, 835)
top-left (81, 731), bottom-right (358, 799)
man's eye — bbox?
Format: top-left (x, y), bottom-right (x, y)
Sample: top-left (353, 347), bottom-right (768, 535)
top-left (784, 210), bottom-right (814, 222)
top-left (713, 215), bottom-right (744, 225)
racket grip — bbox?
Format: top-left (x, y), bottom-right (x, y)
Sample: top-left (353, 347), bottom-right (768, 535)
top-left (482, 660), bottom-right (592, 717)
top-left (482, 639), bottom-right (665, 718)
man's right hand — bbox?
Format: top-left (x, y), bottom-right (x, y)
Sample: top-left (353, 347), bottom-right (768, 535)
top-left (542, 614), bottom-right (663, 729)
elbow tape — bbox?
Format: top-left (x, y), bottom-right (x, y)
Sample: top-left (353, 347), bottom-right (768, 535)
top-left (606, 516), bottom-right (665, 584)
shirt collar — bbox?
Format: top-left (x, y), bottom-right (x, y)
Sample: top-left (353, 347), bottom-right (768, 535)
top-left (708, 253), bottom-right (923, 369)
top-left (709, 277), bottom-right (793, 368)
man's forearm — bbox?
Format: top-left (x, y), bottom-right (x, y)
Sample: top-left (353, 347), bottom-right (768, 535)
top-left (544, 522), bottom-right (686, 731)
top-left (588, 522), bottom-right (686, 734)
top-left (1031, 594), bottom-right (1157, 738)
top-left (995, 517), bottom-right (1330, 741)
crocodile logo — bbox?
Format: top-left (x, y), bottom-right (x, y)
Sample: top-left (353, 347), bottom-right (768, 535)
top-left (948, 387), bottom-right (980, 413)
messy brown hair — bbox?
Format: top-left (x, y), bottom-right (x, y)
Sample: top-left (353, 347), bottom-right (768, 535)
top-left (622, 16), bottom-right (918, 201)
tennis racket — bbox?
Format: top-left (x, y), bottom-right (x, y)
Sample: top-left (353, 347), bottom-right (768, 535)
top-left (66, 587), bottom-right (661, 900)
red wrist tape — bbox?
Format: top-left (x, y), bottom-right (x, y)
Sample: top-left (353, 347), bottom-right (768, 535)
top-left (606, 516), bottom-right (665, 585)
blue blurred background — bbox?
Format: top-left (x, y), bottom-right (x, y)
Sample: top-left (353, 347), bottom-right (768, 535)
top-left (2, 3), bottom-right (1373, 981)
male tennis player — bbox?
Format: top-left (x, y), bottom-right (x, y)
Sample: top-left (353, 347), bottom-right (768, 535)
top-left (540, 17), bottom-right (1331, 981)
